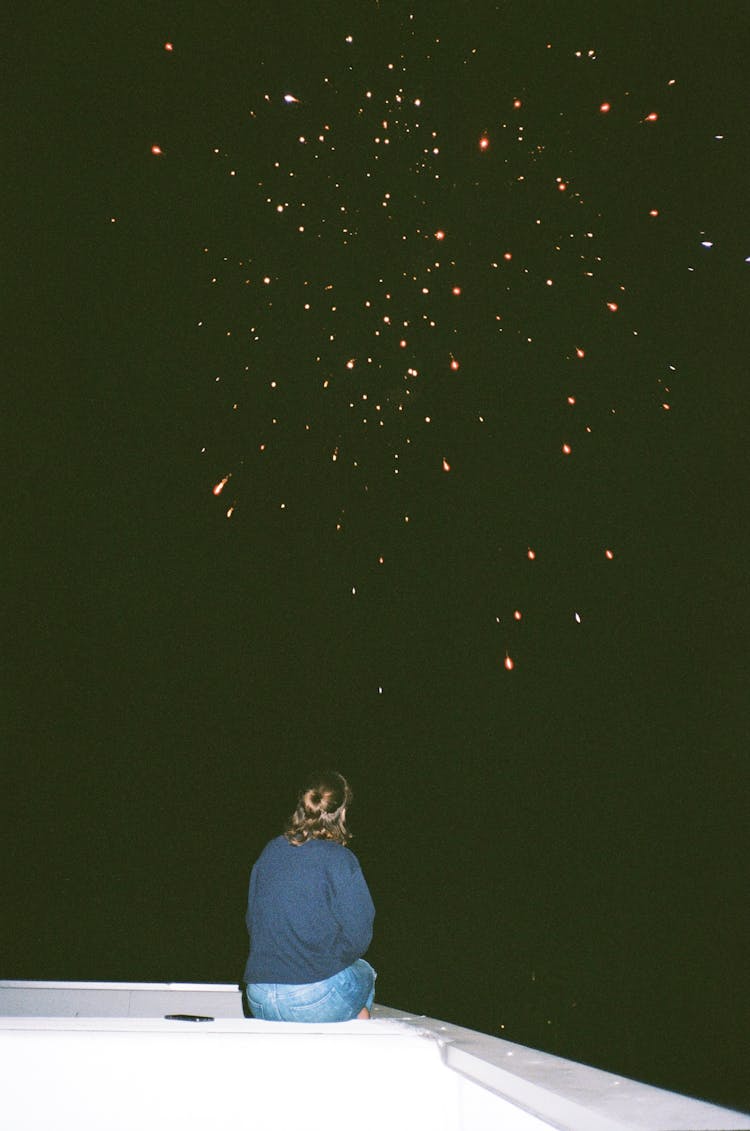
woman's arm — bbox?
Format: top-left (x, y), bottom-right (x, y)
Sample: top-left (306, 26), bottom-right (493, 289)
top-left (333, 862), bottom-right (375, 955)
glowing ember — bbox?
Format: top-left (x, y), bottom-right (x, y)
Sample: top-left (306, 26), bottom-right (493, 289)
top-left (193, 13), bottom-right (687, 679)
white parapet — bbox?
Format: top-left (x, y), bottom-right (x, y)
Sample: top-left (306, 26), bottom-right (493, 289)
top-left (0, 982), bottom-right (748, 1131)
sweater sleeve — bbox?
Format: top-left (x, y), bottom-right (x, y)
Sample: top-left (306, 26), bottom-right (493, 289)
top-left (332, 856), bottom-right (375, 957)
top-left (245, 863), bottom-right (257, 938)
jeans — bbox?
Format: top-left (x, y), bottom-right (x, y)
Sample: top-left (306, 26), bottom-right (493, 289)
top-left (246, 959), bottom-right (376, 1022)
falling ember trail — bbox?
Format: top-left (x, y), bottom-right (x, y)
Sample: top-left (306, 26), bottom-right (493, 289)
top-left (504, 654), bottom-right (515, 671)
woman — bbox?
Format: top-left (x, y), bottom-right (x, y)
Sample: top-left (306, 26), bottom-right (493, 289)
top-left (243, 771), bottom-right (376, 1021)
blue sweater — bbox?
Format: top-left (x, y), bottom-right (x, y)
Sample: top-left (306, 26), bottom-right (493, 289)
top-left (243, 836), bottom-right (375, 985)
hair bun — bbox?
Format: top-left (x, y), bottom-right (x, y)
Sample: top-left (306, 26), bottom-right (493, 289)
top-left (285, 773), bottom-right (353, 846)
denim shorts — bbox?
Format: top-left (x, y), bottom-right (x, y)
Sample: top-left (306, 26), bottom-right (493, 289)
top-left (246, 959), bottom-right (376, 1022)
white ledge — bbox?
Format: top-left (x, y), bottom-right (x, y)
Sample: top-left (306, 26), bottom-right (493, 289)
top-left (1, 981), bottom-right (747, 1131)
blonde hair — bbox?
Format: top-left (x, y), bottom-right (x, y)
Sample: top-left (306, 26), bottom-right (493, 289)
top-left (284, 771), bottom-right (353, 846)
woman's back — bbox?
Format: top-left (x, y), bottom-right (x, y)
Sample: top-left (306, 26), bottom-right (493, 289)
top-left (244, 834), bottom-right (375, 985)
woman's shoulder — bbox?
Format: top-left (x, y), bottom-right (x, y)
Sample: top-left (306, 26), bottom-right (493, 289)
top-left (257, 834), bottom-right (289, 858)
top-left (317, 840), bottom-right (361, 872)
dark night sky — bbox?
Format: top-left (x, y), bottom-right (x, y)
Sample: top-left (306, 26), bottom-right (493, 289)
top-left (4, 1), bottom-right (749, 1113)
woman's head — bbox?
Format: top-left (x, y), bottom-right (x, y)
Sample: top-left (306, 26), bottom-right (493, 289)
top-left (284, 771), bottom-right (353, 846)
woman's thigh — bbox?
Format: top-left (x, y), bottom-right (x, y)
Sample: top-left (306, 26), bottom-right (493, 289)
top-left (247, 960), bottom-right (376, 1022)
